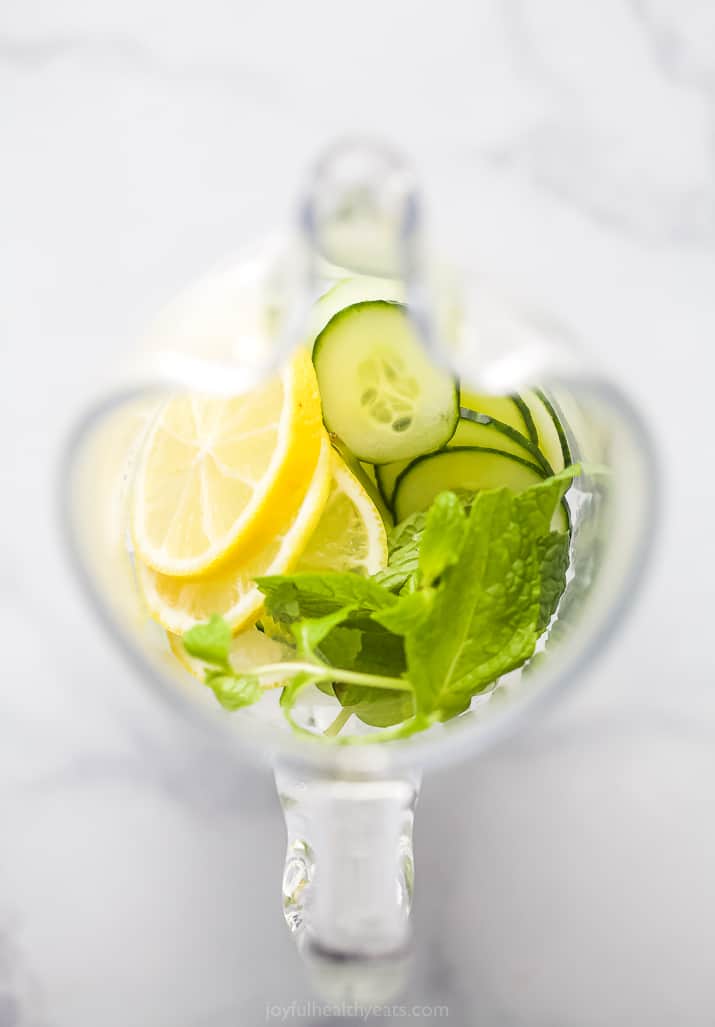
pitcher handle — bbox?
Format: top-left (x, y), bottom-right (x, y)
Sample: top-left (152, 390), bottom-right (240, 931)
top-left (276, 767), bottom-right (420, 958)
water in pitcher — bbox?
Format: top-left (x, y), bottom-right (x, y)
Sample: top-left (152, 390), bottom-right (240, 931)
top-left (67, 143), bottom-right (619, 750)
top-left (74, 283), bottom-right (610, 744)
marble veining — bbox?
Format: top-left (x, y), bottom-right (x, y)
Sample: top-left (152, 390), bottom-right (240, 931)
top-left (478, 0), bottom-right (715, 244)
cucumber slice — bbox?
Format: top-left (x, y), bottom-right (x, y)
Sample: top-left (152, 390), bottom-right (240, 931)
top-left (313, 301), bottom-right (459, 464)
top-left (392, 446), bottom-right (569, 532)
top-left (547, 387), bottom-right (605, 463)
top-left (392, 447), bottom-right (544, 522)
top-left (459, 388), bottom-right (538, 443)
top-left (460, 409), bottom-right (553, 474)
top-left (513, 396), bottom-right (538, 444)
top-left (535, 388), bottom-right (572, 468)
top-left (376, 412), bottom-right (552, 506)
top-left (521, 389), bottom-right (570, 473)
top-left (306, 277), bottom-right (405, 349)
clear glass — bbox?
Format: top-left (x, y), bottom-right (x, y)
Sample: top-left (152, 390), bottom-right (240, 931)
top-left (277, 768), bottom-right (419, 956)
top-left (60, 141), bottom-right (656, 983)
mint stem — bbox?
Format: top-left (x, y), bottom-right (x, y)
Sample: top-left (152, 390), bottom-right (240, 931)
top-left (324, 707), bottom-right (353, 737)
top-left (253, 661), bottom-right (413, 693)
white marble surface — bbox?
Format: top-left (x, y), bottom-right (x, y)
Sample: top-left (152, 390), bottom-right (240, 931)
top-left (2, 2), bottom-right (715, 1024)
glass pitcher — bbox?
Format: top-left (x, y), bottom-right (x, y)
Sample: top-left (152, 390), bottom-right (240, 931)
top-left (61, 140), bottom-right (656, 974)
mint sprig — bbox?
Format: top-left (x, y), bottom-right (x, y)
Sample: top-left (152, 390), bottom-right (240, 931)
top-left (182, 605), bottom-right (412, 726)
top-left (386, 475), bottom-right (571, 720)
top-left (182, 466), bottom-right (581, 741)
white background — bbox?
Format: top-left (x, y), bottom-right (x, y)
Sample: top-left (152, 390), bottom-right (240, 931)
top-left (1, 2), bottom-right (715, 1024)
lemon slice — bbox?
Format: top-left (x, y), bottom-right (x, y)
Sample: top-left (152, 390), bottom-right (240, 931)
top-left (296, 450), bottom-right (388, 575)
top-left (132, 347), bottom-right (324, 577)
top-left (168, 625), bottom-right (293, 680)
top-left (137, 437), bottom-right (333, 634)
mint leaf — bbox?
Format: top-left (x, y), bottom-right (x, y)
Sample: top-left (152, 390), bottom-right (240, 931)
top-left (387, 509), bottom-right (426, 551)
top-left (399, 477), bottom-right (569, 719)
top-left (259, 573), bottom-right (409, 730)
top-left (373, 589), bottom-right (435, 635)
top-left (536, 531), bottom-right (571, 632)
top-left (316, 625), bottom-right (363, 667)
top-left (319, 616), bottom-right (406, 677)
top-left (311, 616), bottom-right (408, 724)
top-left (418, 492), bottom-right (467, 587)
top-left (333, 684), bottom-right (414, 728)
top-left (372, 511), bottom-right (425, 593)
top-left (260, 577), bottom-right (406, 678)
top-left (258, 573), bottom-right (396, 622)
top-left (514, 470), bottom-right (574, 534)
top-left (371, 557), bottom-right (420, 595)
top-left (187, 470), bottom-right (580, 740)
top-left (205, 671), bottom-right (262, 711)
top-left (402, 489), bottom-right (522, 718)
top-left (183, 614), bottom-right (231, 669)
top-left (374, 492), bottom-right (474, 595)
top-left (291, 607), bottom-right (356, 661)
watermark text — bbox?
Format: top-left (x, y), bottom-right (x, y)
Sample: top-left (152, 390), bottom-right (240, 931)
top-left (265, 1000), bottom-right (448, 1020)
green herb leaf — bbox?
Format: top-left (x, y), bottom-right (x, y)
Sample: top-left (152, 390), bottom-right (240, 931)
top-left (317, 625), bottom-right (363, 667)
top-left (258, 573), bottom-right (395, 622)
top-left (372, 510), bottom-right (425, 593)
top-left (205, 672), bottom-right (262, 711)
top-left (323, 634), bottom-right (410, 727)
top-left (258, 573), bottom-right (407, 728)
top-left (333, 683), bottom-right (415, 728)
top-left (514, 467), bottom-right (575, 534)
top-left (418, 491), bottom-right (467, 587)
top-left (318, 616), bottom-right (406, 678)
top-left (291, 607), bottom-right (356, 661)
top-left (399, 475), bottom-right (571, 719)
top-left (371, 558), bottom-right (420, 595)
top-left (374, 492), bottom-right (475, 595)
top-left (195, 468), bottom-right (583, 740)
top-left (372, 589), bottom-right (435, 635)
top-left (536, 531), bottom-right (571, 632)
top-left (387, 509), bottom-right (426, 551)
top-left (183, 614), bottom-right (232, 669)
top-left (298, 610), bottom-right (409, 726)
